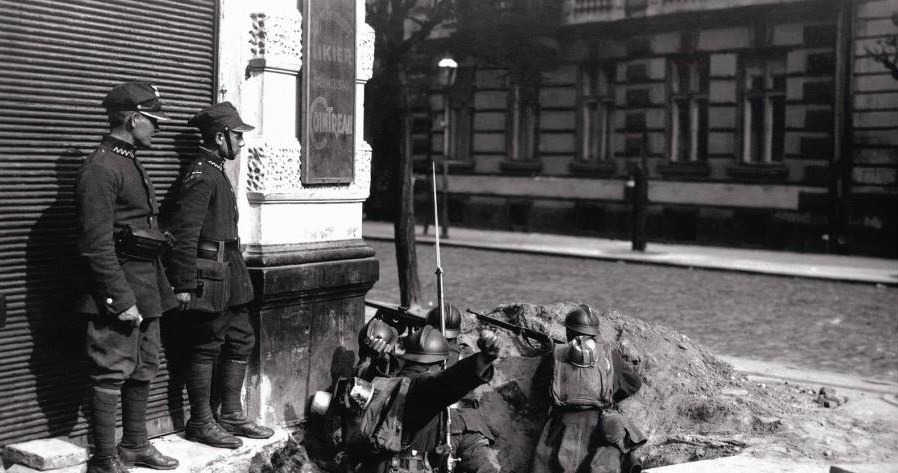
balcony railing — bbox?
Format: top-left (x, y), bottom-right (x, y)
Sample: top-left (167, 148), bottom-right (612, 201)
top-left (564, 0), bottom-right (813, 25)
top-left (456, 0), bottom-right (562, 34)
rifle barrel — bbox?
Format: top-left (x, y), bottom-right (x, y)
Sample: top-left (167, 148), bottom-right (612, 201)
top-left (466, 309), bottom-right (563, 344)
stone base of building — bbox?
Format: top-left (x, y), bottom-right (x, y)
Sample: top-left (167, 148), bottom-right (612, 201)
top-left (243, 240), bottom-right (379, 426)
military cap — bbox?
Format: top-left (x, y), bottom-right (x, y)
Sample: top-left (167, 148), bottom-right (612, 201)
top-left (102, 81), bottom-right (170, 120)
top-left (188, 102), bottom-right (255, 134)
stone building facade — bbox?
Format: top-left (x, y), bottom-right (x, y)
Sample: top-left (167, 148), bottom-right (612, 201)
top-left (0, 0), bottom-right (376, 448)
top-left (410, 0), bottom-right (897, 256)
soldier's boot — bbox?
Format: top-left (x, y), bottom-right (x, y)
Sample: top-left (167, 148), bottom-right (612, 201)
top-left (118, 380), bottom-right (179, 470)
top-left (185, 361), bottom-right (242, 449)
top-left (217, 360), bottom-right (275, 439)
top-left (87, 456), bottom-right (129, 473)
top-left (621, 451), bottom-right (642, 473)
top-left (89, 386), bottom-right (128, 473)
top-left (588, 445), bottom-right (622, 473)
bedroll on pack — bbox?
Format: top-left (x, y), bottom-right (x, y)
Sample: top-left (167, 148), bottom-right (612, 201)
top-left (336, 376), bottom-right (411, 454)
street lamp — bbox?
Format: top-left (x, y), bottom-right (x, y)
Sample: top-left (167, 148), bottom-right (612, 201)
top-left (436, 56), bottom-right (458, 239)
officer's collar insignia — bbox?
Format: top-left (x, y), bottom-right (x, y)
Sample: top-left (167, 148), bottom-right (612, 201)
top-left (204, 158), bottom-right (224, 172)
top-left (199, 147), bottom-right (225, 172)
top-left (111, 146), bottom-right (136, 159)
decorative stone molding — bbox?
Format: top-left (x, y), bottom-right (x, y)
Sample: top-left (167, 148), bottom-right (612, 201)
top-left (249, 10), bottom-right (302, 72)
top-left (246, 141), bottom-right (372, 202)
top-left (245, 137), bottom-right (303, 193)
top-left (357, 21), bottom-right (375, 81)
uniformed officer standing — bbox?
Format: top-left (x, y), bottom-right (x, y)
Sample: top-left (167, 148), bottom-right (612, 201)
top-left (75, 82), bottom-right (180, 473)
top-left (165, 102), bottom-right (274, 448)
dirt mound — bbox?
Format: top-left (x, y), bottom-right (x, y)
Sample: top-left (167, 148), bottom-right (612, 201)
top-left (254, 302), bottom-right (898, 472)
top-left (453, 302), bottom-right (791, 471)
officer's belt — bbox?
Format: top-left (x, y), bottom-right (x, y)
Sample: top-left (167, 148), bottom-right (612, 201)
top-left (115, 226), bottom-right (170, 261)
top-left (197, 238), bottom-right (239, 262)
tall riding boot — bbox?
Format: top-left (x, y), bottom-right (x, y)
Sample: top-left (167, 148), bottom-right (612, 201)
top-left (217, 360), bottom-right (274, 439)
top-left (185, 362), bottom-right (242, 449)
top-left (117, 380), bottom-right (179, 470)
top-left (88, 386), bottom-right (126, 473)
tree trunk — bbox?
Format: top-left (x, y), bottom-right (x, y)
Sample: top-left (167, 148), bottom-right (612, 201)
top-left (370, 57), bottom-right (421, 307)
top-left (396, 108), bottom-right (421, 307)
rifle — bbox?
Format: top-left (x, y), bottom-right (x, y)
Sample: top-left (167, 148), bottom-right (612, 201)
top-left (364, 299), bottom-right (426, 333)
top-left (431, 160), bottom-right (456, 472)
top-left (466, 309), bottom-right (564, 345)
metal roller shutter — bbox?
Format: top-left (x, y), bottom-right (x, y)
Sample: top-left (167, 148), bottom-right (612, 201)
top-left (0, 0), bottom-right (217, 447)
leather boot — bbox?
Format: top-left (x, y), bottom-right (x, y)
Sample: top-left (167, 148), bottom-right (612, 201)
top-left (185, 361), bottom-right (242, 449)
top-left (90, 386), bottom-right (120, 460)
top-left (186, 418), bottom-right (243, 449)
top-left (622, 450), bottom-right (643, 473)
top-left (219, 411), bottom-right (275, 439)
top-left (87, 456), bottom-right (129, 473)
top-left (120, 381), bottom-right (150, 448)
top-left (218, 360), bottom-right (274, 439)
top-left (118, 442), bottom-right (179, 470)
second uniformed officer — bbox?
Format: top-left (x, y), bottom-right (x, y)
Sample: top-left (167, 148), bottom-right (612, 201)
top-left (75, 82), bottom-right (180, 473)
top-left (165, 102), bottom-right (274, 448)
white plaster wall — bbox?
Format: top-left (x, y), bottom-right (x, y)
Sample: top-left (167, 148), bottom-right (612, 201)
top-left (218, 0), bottom-right (375, 247)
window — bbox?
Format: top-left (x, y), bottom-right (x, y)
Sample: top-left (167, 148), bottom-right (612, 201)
top-left (507, 69), bottom-right (540, 161)
top-left (668, 55), bottom-right (709, 163)
top-left (740, 55), bottom-right (786, 164)
top-left (446, 67), bottom-right (475, 163)
top-left (578, 63), bottom-right (615, 162)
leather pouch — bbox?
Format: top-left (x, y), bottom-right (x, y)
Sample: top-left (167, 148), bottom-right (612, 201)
top-left (191, 258), bottom-right (230, 313)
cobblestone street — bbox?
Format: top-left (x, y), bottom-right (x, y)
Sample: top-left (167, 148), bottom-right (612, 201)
top-left (366, 239), bottom-right (898, 380)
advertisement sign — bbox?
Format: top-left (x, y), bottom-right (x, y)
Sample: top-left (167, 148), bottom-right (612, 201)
top-left (302, 0), bottom-right (355, 184)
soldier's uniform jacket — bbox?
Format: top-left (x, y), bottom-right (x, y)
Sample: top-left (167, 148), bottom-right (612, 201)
top-left (531, 343), bottom-right (646, 473)
top-left (166, 148), bottom-right (253, 306)
top-left (359, 355), bottom-right (495, 473)
top-left (75, 135), bottom-right (176, 317)
top-left (446, 344), bottom-right (495, 442)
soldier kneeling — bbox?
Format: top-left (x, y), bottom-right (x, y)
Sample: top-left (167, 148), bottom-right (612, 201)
top-left (314, 326), bottom-right (500, 473)
top-left (531, 306), bottom-right (646, 473)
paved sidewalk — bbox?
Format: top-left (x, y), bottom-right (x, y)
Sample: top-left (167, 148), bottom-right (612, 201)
top-left (363, 221), bottom-right (898, 286)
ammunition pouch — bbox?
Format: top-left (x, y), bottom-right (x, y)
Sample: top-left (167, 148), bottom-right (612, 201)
top-left (390, 450), bottom-right (431, 473)
top-left (190, 258), bottom-right (230, 313)
top-left (115, 225), bottom-right (172, 261)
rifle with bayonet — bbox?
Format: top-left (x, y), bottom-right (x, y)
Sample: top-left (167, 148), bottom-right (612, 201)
top-left (431, 161), bottom-right (457, 473)
top-left (466, 309), bottom-right (564, 345)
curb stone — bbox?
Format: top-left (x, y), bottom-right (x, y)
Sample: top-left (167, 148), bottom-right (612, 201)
top-left (6, 464), bottom-right (86, 473)
top-left (2, 439), bottom-right (88, 470)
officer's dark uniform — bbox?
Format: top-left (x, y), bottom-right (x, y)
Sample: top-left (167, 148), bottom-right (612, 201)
top-left (75, 81), bottom-right (179, 473)
top-left (165, 102), bottom-right (272, 448)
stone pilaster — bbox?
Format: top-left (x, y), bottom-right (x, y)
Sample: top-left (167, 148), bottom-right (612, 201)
top-left (217, 0), bottom-right (378, 426)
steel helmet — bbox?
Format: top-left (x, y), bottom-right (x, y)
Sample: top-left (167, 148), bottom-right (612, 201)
top-left (564, 304), bottom-right (600, 338)
top-left (426, 303), bottom-right (462, 339)
top-left (401, 325), bottom-right (450, 363)
top-left (358, 318), bottom-right (399, 354)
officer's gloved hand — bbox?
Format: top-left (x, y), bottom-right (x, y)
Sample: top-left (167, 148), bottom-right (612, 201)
top-left (118, 305), bottom-right (143, 327)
